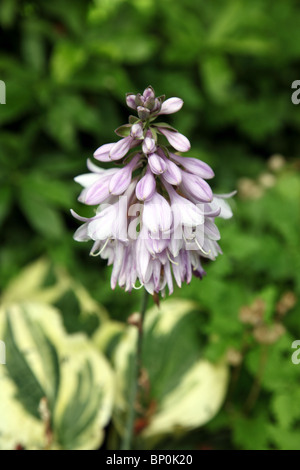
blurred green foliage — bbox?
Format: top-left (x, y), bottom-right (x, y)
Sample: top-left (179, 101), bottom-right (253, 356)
top-left (0, 0), bottom-right (300, 450)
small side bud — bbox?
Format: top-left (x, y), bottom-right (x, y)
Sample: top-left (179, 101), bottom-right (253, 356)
top-left (126, 93), bottom-right (137, 110)
top-left (137, 106), bottom-right (150, 120)
top-left (130, 122), bottom-right (144, 139)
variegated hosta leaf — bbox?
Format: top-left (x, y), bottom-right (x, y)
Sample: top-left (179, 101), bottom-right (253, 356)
top-left (0, 258), bottom-right (107, 324)
top-left (0, 303), bottom-right (114, 450)
top-left (93, 319), bottom-right (125, 360)
top-left (113, 299), bottom-right (229, 445)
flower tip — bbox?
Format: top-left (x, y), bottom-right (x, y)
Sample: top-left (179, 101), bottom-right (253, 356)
top-left (143, 85), bottom-right (155, 100)
top-left (126, 93), bottom-right (136, 110)
top-left (159, 97), bottom-right (184, 115)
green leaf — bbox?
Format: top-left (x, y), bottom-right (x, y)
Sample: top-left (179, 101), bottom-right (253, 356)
top-left (0, 0), bottom-right (18, 27)
top-left (200, 55), bottom-right (233, 103)
top-left (114, 124), bottom-right (131, 137)
top-left (51, 42), bottom-right (85, 83)
top-left (0, 302), bottom-right (114, 450)
top-left (1, 258), bottom-right (108, 328)
top-left (233, 412), bottom-right (271, 450)
top-left (22, 172), bottom-right (75, 209)
top-left (271, 389), bottom-right (300, 430)
top-left (19, 189), bottom-right (65, 240)
top-left (3, 307), bottom-right (46, 419)
top-left (0, 185), bottom-right (12, 227)
top-left (153, 122), bottom-right (177, 131)
top-left (129, 116), bottom-right (140, 125)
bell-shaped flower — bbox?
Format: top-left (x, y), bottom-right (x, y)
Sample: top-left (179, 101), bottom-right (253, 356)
top-left (136, 167), bottom-right (156, 201)
top-left (170, 153), bottom-right (214, 179)
top-left (109, 154), bottom-right (140, 196)
top-left (143, 193), bottom-right (172, 234)
top-left (180, 171), bottom-right (213, 203)
top-left (148, 153), bottom-right (166, 174)
top-left (157, 127), bottom-right (191, 152)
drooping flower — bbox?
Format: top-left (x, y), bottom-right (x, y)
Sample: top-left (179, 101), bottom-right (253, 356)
top-left (72, 86), bottom-right (235, 296)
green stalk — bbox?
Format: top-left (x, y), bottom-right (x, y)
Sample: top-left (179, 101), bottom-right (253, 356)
top-left (244, 344), bottom-right (269, 414)
top-left (121, 289), bottom-right (149, 450)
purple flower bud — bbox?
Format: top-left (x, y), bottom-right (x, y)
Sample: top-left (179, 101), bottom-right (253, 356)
top-left (126, 93), bottom-right (136, 109)
top-left (109, 135), bottom-right (133, 161)
top-left (143, 86), bottom-right (155, 101)
top-left (151, 98), bottom-right (162, 113)
top-left (157, 127), bottom-right (191, 152)
top-left (144, 96), bottom-right (155, 110)
top-left (148, 153), bottom-right (167, 174)
top-left (94, 143), bottom-right (115, 162)
top-left (130, 122), bottom-right (144, 139)
top-left (137, 106), bottom-right (150, 120)
top-left (142, 136), bottom-right (156, 155)
top-left (180, 171), bottom-right (213, 202)
top-left (109, 155), bottom-right (140, 195)
top-left (161, 158), bottom-right (182, 185)
top-left (135, 93), bottom-right (143, 106)
top-left (136, 168), bottom-right (156, 201)
top-left (158, 97), bottom-right (183, 115)
top-left (143, 193), bottom-right (172, 233)
top-left (170, 153), bottom-right (214, 179)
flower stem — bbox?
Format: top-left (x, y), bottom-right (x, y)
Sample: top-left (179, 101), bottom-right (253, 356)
top-left (121, 289), bottom-right (149, 450)
top-left (244, 344), bottom-right (269, 414)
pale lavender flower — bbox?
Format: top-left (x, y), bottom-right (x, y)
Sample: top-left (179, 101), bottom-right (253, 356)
top-left (148, 153), bottom-right (166, 174)
top-left (126, 93), bottom-right (136, 110)
top-left (159, 152), bottom-right (182, 185)
top-left (77, 168), bottom-right (118, 205)
top-left (94, 143), bottom-right (115, 162)
top-left (170, 153), bottom-right (214, 179)
top-left (136, 168), bottom-right (156, 202)
top-left (156, 126), bottom-right (191, 152)
top-left (109, 154), bottom-right (140, 195)
top-left (72, 86), bottom-right (235, 296)
top-left (164, 182), bottom-right (204, 228)
top-left (109, 135), bottom-right (135, 161)
top-left (143, 193), bottom-right (172, 234)
top-left (180, 171), bottom-right (213, 203)
top-left (130, 122), bottom-right (144, 139)
top-left (142, 86), bottom-right (155, 102)
top-left (158, 97), bottom-right (183, 115)
top-left (142, 136), bottom-right (156, 155)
